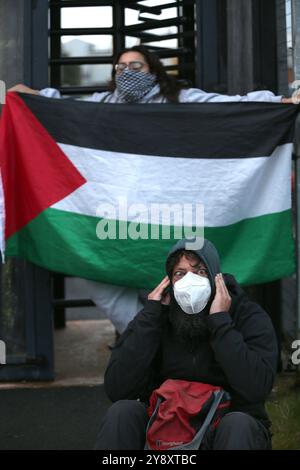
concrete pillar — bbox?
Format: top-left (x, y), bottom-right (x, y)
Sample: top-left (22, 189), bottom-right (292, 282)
top-left (292, 0), bottom-right (300, 80)
top-left (227, 0), bottom-right (254, 95)
top-left (276, 0), bottom-right (289, 95)
top-left (0, 0), bottom-right (48, 89)
top-left (0, 0), bottom-right (26, 87)
top-left (227, 0), bottom-right (278, 95)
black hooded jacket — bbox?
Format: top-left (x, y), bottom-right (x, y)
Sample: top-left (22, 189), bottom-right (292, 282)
top-left (104, 239), bottom-right (278, 428)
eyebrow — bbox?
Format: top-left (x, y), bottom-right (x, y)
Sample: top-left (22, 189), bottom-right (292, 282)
top-left (118, 60), bottom-right (143, 64)
top-left (174, 263), bottom-right (206, 271)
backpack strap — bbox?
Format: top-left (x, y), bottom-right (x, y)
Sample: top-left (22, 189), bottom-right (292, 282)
top-left (144, 390), bottom-right (226, 451)
top-left (144, 397), bottom-right (163, 450)
top-left (172, 390), bottom-right (225, 450)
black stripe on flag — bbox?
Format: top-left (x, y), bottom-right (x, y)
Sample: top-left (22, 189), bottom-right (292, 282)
top-left (20, 93), bottom-right (299, 158)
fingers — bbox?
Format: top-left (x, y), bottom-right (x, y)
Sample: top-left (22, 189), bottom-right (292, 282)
top-left (219, 273), bottom-right (228, 293)
top-left (210, 273), bottom-right (231, 315)
top-left (7, 84), bottom-right (39, 95)
top-left (156, 276), bottom-right (170, 294)
top-left (159, 275), bottom-right (170, 286)
top-left (281, 97), bottom-right (300, 105)
top-left (8, 84), bottom-right (26, 93)
top-left (148, 276), bottom-right (170, 301)
top-left (214, 273), bottom-right (222, 292)
top-left (215, 273), bottom-right (230, 298)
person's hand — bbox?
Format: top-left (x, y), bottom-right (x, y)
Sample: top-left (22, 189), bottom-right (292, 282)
top-left (209, 273), bottom-right (231, 315)
top-left (281, 97), bottom-right (295, 104)
top-left (148, 276), bottom-right (171, 305)
top-left (281, 93), bottom-right (300, 104)
top-left (7, 84), bottom-right (39, 95)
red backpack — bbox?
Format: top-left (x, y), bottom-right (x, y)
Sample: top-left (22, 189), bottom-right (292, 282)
top-left (145, 379), bottom-right (231, 451)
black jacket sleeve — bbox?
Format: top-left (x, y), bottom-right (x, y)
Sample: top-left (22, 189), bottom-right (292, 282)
top-left (104, 300), bottom-right (164, 402)
top-left (206, 301), bottom-right (278, 403)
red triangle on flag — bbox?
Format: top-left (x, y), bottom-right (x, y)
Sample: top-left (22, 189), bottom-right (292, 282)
top-left (0, 92), bottom-right (86, 239)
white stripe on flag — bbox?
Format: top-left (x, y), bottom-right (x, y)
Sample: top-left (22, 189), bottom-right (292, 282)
top-left (51, 142), bottom-right (293, 227)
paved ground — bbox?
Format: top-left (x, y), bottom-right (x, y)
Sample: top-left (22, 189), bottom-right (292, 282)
top-left (0, 385), bottom-right (111, 450)
top-left (54, 319), bottom-right (114, 385)
top-left (0, 319), bottom-right (114, 450)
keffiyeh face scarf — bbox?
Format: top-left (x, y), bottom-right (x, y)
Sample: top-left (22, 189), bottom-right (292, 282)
top-left (115, 69), bottom-right (157, 102)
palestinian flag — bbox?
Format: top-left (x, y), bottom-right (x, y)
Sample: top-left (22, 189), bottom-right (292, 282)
top-left (0, 92), bottom-right (298, 288)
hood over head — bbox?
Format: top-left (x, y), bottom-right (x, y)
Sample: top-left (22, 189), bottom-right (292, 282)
top-left (164, 238), bottom-right (247, 344)
top-left (166, 238), bottom-right (221, 295)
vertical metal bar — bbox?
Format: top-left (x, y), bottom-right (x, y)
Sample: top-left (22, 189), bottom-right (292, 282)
top-left (34, 266), bottom-right (54, 380)
top-left (23, 0), bottom-right (32, 86)
top-left (180, 0), bottom-right (195, 84)
top-left (252, 0), bottom-right (277, 93)
top-left (53, 274), bottom-right (66, 329)
top-left (195, 0), bottom-right (203, 88)
top-left (113, 1), bottom-right (125, 56)
top-left (31, 0), bottom-right (49, 89)
top-left (195, 0), bottom-right (220, 91)
top-left (50, 3), bottom-right (61, 88)
top-left (23, 262), bottom-right (37, 360)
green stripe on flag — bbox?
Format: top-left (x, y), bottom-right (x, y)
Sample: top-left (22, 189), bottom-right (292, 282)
top-left (205, 210), bottom-right (295, 285)
top-left (5, 207), bottom-right (295, 289)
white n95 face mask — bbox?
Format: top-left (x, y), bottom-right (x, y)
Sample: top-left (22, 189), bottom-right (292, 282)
top-left (173, 271), bottom-right (211, 315)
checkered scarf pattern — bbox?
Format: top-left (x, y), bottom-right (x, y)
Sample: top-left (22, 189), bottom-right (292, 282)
top-left (115, 69), bottom-right (157, 102)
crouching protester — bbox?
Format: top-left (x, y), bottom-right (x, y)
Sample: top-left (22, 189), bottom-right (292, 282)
top-left (95, 238), bottom-right (278, 450)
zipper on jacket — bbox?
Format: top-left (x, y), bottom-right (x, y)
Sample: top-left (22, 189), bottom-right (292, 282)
top-left (191, 353), bottom-right (197, 377)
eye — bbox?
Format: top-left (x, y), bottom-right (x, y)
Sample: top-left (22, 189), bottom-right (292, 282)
top-left (197, 268), bottom-right (208, 276)
top-left (173, 271), bottom-right (184, 278)
top-left (131, 61), bottom-right (144, 70)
